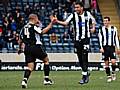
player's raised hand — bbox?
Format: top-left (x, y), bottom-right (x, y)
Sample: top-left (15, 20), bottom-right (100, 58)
top-left (50, 15), bottom-right (57, 23)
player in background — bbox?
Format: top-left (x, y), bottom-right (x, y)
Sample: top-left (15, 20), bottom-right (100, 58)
top-left (98, 16), bottom-right (120, 82)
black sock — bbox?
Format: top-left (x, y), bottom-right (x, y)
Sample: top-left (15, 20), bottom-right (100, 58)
top-left (105, 67), bottom-right (110, 76)
top-left (44, 64), bottom-right (50, 78)
top-left (111, 65), bottom-right (116, 74)
top-left (24, 69), bottom-right (31, 80)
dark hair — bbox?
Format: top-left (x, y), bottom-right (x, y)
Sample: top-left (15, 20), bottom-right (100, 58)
top-left (104, 17), bottom-right (110, 21)
top-left (75, 1), bottom-right (84, 7)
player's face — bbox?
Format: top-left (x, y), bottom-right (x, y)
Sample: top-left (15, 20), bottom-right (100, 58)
top-left (74, 4), bottom-right (83, 14)
top-left (103, 18), bottom-right (110, 27)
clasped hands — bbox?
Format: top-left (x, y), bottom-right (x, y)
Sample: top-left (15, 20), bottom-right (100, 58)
top-left (50, 15), bottom-right (58, 23)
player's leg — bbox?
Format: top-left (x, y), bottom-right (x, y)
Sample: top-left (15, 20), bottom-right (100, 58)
top-left (103, 46), bottom-right (112, 82)
top-left (43, 56), bottom-right (54, 85)
top-left (21, 45), bottom-right (36, 88)
top-left (79, 46), bottom-right (90, 84)
top-left (37, 45), bottom-right (53, 85)
top-left (110, 47), bottom-right (117, 81)
top-left (22, 62), bottom-right (34, 88)
top-left (111, 59), bottom-right (117, 80)
top-left (75, 41), bottom-right (90, 84)
top-left (104, 60), bottom-right (112, 82)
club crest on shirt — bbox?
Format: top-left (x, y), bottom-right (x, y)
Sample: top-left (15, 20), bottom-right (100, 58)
top-left (78, 22), bottom-right (85, 27)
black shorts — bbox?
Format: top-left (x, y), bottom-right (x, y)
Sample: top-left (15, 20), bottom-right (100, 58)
top-left (24, 44), bottom-right (47, 63)
top-left (74, 38), bottom-right (90, 53)
top-left (102, 46), bottom-right (116, 61)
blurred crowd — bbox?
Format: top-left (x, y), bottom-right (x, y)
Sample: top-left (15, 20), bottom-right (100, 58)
top-left (0, 0), bottom-right (97, 52)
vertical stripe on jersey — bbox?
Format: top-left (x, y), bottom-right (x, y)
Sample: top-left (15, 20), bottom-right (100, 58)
top-left (73, 13), bottom-right (76, 41)
top-left (78, 15), bottom-right (82, 40)
top-left (105, 28), bottom-right (108, 45)
top-left (111, 30), bottom-right (114, 46)
top-left (111, 26), bottom-right (114, 46)
top-left (114, 31), bottom-right (116, 46)
top-left (75, 13), bottom-right (80, 40)
top-left (100, 27), bottom-right (104, 46)
top-left (84, 11), bottom-right (88, 38)
top-left (85, 17), bottom-right (88, 38)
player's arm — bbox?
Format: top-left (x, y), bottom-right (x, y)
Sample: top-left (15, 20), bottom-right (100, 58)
top-left (56, 14), bottom-right (73, 26)
top-left (18, 28), bottom-right (25, 54)
top-left (56, 20), bottom-right (68, 26)
top-left (115, 28), bottom-right (120, 49)
top-left (41, 22), bottom-right (53, 34)
top-left (34, 16), bottom-right (55, 34)
top-left (34, 22), bottom-right (53, 34)
top-left (98, 28), bottom-right (104, 53)
top-left (41, 15), bottom-right (57, 34)
top-left (18, 40), bottom-right (25, 54)
top-left (114, 27), bottom-right (120, 54)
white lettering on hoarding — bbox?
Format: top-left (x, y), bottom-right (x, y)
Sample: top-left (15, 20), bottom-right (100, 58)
top-left (52, 66), bottom-right (70, 71)
top-left (1, 65), bottom-right (23, 70)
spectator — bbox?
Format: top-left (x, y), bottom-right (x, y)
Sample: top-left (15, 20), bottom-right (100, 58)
top-left (0, 26), bottom-right (5, 50)
top-left (63, 8), bottom-right (69, 20)
top-left (68, 25), bottom-right (74, 40)
top-left (83, 0), bottom-right (91, 12)
top-left (91, 0), bottom-right (97, 17)
top-left (40, 6), bottom-right (46, 21)
top-left (6, 12), bottom-right (13, 24)
top-left (32, 3), bottom-right (40, 14)
top-left (2, 15), bottom-right (9, 34)
top-left (14, 9), bottom-right (21, 24)
top-left (50, 32), bottom-right (58, 44)
top-left (12, 33), bottom-right (19, 50)
top-left (24, 5), bottom-right (32, 18)
top-left (65, 0), bottom-right (75, 13)
top-left (62, 32), bottom-right (70, 43)
top-left (17, 16), bottom-right (25, 33)
top-left (11, 19), bottom-right (17, 33)
top-left (4, 29), bottom-right (14, 50)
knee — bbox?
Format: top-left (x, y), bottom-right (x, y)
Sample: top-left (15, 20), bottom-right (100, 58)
top-left (27, 62), bottom-right (34, 71)
top-left (28, 67), bottom-right (34, 71)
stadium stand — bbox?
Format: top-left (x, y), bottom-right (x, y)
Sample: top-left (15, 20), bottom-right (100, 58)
top-left (98, 0), bottom-right (120, 36)
top-left (0, 0), bottom-right (103, 53)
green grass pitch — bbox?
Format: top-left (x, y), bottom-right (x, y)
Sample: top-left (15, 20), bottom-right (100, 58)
top-left (0, 71), bottom-right (120, 90)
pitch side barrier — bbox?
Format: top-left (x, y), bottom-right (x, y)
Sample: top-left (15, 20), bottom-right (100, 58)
top-left (0, 53), bottom-right (119, 71)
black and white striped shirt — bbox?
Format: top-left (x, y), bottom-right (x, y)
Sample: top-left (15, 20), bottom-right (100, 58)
top-left (65, 11), bottom-right (96, 41)
top-left (20, 22), bottom-right (43, 45)
top-left (99, 25), bottom-right (119, 49)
